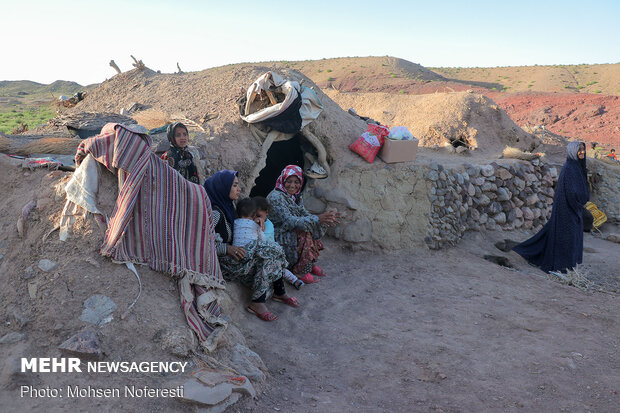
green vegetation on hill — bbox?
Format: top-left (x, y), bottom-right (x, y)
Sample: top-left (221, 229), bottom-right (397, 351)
top-left (0, 79), bottom-right (84, 98)
top-left (0, 105), bottom-right (55, 134)
top-left (0, 80), bottom-right (90, 132)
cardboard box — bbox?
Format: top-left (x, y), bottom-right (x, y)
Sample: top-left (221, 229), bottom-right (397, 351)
top-left (379, 137), bottom-right (418, 163)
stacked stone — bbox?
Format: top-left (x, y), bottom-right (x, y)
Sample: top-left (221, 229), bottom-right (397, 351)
top-left (589, 166), bottom-right (620, 222)
top-left (425, 160), bottom-right (559, 249)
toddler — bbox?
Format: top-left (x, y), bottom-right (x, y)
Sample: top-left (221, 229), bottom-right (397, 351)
top-left (253, 196), bottom-right (304, 290)
top-left (233, 198), bottom-right (265, 248)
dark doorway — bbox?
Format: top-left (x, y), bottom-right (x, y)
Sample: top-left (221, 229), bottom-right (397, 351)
top-left (249, 134), bottom-right (305, 198)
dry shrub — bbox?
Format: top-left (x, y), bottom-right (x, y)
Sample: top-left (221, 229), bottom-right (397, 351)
top-left (548, 265), bottom-right (591, 291)
top-left (11, 138), bottom-right (81, 156)
top-left (132, 109), bottom-right (171, 129)
top-left (503, 146), bottom-right (544, 160)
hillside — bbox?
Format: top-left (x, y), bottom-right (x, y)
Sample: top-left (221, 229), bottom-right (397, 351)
top-left (0, 80), bottom-right (91, 110)
top-left (271, 57), bottom-right (619, 148)
top-left (431, 63), bottom-right (620, 95)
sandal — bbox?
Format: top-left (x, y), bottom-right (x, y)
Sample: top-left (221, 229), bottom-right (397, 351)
top-left (272, 296), bottom-right (300, 308)
top-left (299, 273), bottom-right (319, 284)
top-left (246, 306), bottom-right (278, 322)
top-left (311, 265), bottom-right (327, 277)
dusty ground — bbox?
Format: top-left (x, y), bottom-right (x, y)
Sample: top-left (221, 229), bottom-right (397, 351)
top-left (235, 233), bottom-right (619, 413)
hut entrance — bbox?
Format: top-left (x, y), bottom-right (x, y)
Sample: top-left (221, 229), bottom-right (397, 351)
top-left (249, 134), bottom-right (305, 198)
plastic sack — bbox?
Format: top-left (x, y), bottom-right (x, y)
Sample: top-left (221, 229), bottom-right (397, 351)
top-left (366, 124), bottom-right (390, 140)
top-left (388, 126), bottom-right (414, 141)
top-left (349, 132), bottom-right (384, 163)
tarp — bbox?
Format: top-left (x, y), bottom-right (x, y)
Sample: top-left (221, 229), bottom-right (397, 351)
top-left (240, 71), bottom-right (323, 131)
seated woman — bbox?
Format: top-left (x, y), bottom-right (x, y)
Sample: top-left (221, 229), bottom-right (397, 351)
top-left (204, 170), bottom-right (298, 322)
top-left (161, 122), bottom-right (200, 184)
top-left (513, 142), bottom-right (590, 273)
top-left (267, 165), bottom-right (339, 284)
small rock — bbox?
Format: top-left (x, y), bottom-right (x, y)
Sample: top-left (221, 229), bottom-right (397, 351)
top-left (23, 265), bottom-right (35, 280)
top-left (428, 170), bottom-right (439, 181)
top-left (522, 207), bottom-right (534, 220)
top-left (526, 194), bottom-right (539, 206)
top-left (605, 233), bottom-right (620, 243)
top-left (493, 212), bottom-right (507, 225)
top-left (478, 194), bottom-right (491, 206)
top-left (37, 259), bottom-right (57, 272)
top-left (467, 184), bottom-right (475, 197)
top-left (230, 344), bottom-right (266, 382)
top-left (488, 202), bottom-right (502, 214)
top-left (7, 305), bottom-right (29, 329)
top-left (80, 295), bottom-right (117, 326)
top-left (481, 165), bottom-right (494, 177)
top-left (497, 187), bottom-right (512, 201)
top-left (479, 213), bottom-right (488, 224)
top-left (0, 332), bottom-right (25, 344)
top-left (180, 378), bottom-right (232, 406)
top-left (497, 168), bottom-right (513, 181)
top-left (157, 327), bottom-right (196, 358)
top-left (481, 182), bottom-right (497, 192)
top-left (58, 330), bottom-right (102, 360)
top-left (455, 146), bottom-right (468, 154)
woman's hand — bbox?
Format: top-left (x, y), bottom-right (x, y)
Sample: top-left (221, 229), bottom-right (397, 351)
top-left (226, 244), bottom-right (246, 261)
top-left (318, 209), bottom-right (341, 226)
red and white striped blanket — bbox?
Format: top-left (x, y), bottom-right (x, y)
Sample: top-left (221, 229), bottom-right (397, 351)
top-left (75, 124), bottom-right (226, 351)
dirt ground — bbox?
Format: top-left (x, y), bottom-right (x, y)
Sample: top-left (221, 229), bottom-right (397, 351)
top-left (235, 234), bottom-right (619, 413)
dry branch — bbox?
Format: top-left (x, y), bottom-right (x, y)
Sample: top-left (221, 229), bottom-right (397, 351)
top-left (109, 60), bottom-right (122, 75)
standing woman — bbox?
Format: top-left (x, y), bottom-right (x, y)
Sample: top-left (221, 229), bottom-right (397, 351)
top-left (267, 165), bottom-right (339, 284)
top-left (513, 142), bottom-right (590, 273)
top-left (162, 122), bottom-right (201, 184)
top-left (204, 170), bottom-right (297, 322)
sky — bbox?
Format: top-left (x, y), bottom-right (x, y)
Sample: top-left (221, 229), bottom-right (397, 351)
top-left (1, 0), bottom-right (619, 85)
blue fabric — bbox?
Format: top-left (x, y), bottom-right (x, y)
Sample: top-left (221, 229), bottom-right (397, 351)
top-left (204, 170), bottom-right (238, 226)
top-left (513, 142), bottom-right (589, 273)
top-left (264, 219), bottom-right (275, 242)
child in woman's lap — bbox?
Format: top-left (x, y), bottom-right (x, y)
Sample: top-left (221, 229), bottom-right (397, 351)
top-left (253, 197), bottom-right (304, 290)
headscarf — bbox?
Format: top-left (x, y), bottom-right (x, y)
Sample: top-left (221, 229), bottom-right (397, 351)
top-left (274, 165), bottom-right (304, 202)
top-left (566, 141), bottom-right (587, 177)
top-left (204, 170), bottom-right (238, 225)
top-left (164, 122), bottom-right (200, 184)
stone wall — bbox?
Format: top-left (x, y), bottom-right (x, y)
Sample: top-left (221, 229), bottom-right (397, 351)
top-left (425, 160), bottom-right (559, 249)
top-left (297, 158), bottom-right (619, 251)
top-left (588, 159), bottom-right (620, 222)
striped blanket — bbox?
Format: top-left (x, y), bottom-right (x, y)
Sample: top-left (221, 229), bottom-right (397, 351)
top-left (75, 124), bottom-right (226, 351)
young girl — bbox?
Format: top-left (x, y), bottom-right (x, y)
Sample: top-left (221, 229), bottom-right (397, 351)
top-left (253, 197), bottom-right (305, 289)
top-left (161, 122), bottom-right (200, 184)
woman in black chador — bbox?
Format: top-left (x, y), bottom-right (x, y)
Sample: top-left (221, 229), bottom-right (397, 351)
top-left (513, 142), bottom-right (589, 273)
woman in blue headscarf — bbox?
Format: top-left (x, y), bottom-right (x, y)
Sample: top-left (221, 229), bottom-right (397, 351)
top-left (513, 142), bottom-right (590, 273)
top-left (204, 170), bottom-right (297, 322)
